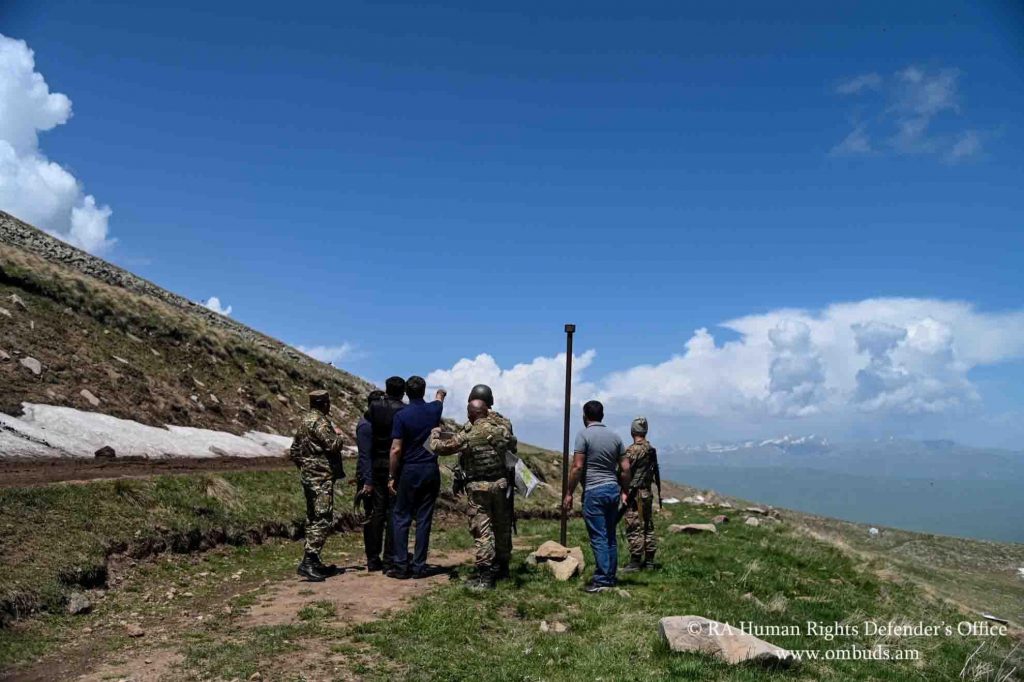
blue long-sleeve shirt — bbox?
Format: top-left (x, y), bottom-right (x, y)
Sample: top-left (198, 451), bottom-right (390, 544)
top-left (355, 417), bottom-right (373, 486)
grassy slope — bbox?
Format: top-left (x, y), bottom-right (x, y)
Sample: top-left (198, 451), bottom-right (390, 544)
top-left (0, 237), bottom-right (372, 437)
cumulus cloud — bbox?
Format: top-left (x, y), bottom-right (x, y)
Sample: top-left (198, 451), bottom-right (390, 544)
top-left (297, 343), bottom-right (356, 364)
top-left (202, 296), bottom-right (233, 316)
top-left (427, 299), bottom-right (1024, 435)
top-left (427, 351), bottom-right (597, 420)
top-left (831, 65), bottom-right (984, 163)
top-left (0, 33), bottom-right (114, 254)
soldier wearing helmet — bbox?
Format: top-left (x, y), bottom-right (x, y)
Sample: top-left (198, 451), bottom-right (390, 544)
top-left (621, 416), bottom-right (662, 572)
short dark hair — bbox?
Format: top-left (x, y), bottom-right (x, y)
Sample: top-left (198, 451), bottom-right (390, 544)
top-left (405, 375), bottom-right (426, 400)
top-left (583, 400), bottom-right (604, 423)
top-left (367, 390), bottom-right (385, 406)
top-left (385, 376), bottom-right (406, 399)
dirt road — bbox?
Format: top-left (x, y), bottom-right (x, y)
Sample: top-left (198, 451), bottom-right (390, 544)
top-left (0, 455), bottom-right (292, 488)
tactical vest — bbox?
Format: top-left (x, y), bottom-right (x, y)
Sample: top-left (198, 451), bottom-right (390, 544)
top-left (629, 442), bottom-right (658, 489)
top-left (460, 425), bottom-right (509, 482)
top-left (367, 396), bottom-right (405, 470)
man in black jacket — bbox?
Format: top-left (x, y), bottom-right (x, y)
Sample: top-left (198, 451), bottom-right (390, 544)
top-left (361, 377), bottom-right (406, 572)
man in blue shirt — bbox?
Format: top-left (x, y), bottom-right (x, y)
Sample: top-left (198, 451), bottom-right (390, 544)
top-left (387, 376), bottom-right (446, 579)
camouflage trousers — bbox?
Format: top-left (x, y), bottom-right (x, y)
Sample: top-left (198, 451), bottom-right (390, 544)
top-left (624, 490), bottom-right (657, 558)
top-left (301, 477), bottom-right (335, 555)
top-left (465, 478), bottom-right (512, 572)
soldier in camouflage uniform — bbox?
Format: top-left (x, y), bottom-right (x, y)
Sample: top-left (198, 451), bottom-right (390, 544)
top-left (289, 390), bottom-right (347, 582)
top-left (622, 416), bottom-right (662, 572)
top-left (429, 398), bottom-right (516, 589)
top-left (467, 384), bottom-right (516, 580)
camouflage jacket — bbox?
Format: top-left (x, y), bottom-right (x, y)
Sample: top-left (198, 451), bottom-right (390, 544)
top-left (430, 415), bottom-right (515, 482)
top-left (626, 440), bottom-right (660, 492)
top-left (289, 409), bottom-right (346, 482)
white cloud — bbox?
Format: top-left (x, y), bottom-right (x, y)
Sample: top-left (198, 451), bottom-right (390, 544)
top-left (202, 296), bottom-right (233, 316)
top-left (836, 73), bottom-right (882, 95)
top-left (428, 298), bottom-right (1024, 438)
top-left (297, 343), bottom-right (356, 364)
top-left (830, 124), bottom-right (872, 156)
top-left (427, 351), bottom-right (597, 421)
top-left (831, 65), bottom-right (984, 162)
top-left (0, 34), bottom-right (114, 254)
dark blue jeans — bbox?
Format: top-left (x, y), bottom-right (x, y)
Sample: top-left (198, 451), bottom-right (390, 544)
top-left (583, 483), bottom-right (621, 587)
top-left (391, 463), bottom-right (441, 575)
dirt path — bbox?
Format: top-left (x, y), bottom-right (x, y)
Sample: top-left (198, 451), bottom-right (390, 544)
top-left (0, 455), bottom-right (291, 488)
top-left (53, 549), bottom-right (475, 682)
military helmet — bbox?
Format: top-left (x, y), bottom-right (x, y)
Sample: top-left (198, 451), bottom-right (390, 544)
top-left (309, 390), bottom-right (330, 410)
top-left (630, 416), bottom-right (649, 436)
top-left (468, 384), bottom-right (494, 407)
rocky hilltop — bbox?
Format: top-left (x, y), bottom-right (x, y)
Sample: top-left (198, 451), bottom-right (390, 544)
top-left (0, 210), bottom-right (373, 447)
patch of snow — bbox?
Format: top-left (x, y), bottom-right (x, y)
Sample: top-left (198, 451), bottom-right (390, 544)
top-left (0, 403), bottom-right (290, 459)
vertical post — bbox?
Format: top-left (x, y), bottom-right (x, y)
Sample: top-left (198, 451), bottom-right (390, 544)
top-left (560, 323), bottom-right (575, 546)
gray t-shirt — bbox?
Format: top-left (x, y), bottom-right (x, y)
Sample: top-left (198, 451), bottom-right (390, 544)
top-left (574, 423), bottom-right (625, 491)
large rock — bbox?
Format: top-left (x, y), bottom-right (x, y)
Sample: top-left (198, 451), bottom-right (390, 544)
top-left (745, 517), bottom-right (761, 527)
top-left (535, 541), bottom-right (570, 561)
top-left (659, 616), bottom-right (797, 668)
top-left (546, 555), bottom-right (580, 581)
top-left (669, 523), bottom-right (717, 535)
top-left (20, 356), bottom-right (42, 375)
top-left (94, 446), bottom-right (116, 459)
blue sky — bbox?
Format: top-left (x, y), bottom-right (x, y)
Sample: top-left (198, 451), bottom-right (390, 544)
top-left (2, 1), bottom-right (1023, 448)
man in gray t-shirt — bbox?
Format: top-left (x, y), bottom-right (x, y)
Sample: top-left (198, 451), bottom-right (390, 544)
top-left (563, 400), bottom-right (631, 592)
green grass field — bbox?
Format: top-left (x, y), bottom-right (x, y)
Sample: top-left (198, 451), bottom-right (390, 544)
top-left (2, 467), bottom-right (1021, 680)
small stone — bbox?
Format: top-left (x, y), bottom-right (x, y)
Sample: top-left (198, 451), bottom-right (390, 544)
top-left (546, 555), bottom-right (580, 581)
top-left (125, 623), bottom-right (145, 638)
top-left (567, 546), bottom-right (586, 572)
top-left (112, 355), bottom-right (129, 365)
top-left (249, 673), bottom-right (262, 680)
top-left (81, 389), bottom-right (101, 407)
top-left (20, 356), bottom-right (42, 375)
top-left (744, 507), bottom-right (767, 516)
top-left (539, 620), bottom-right (549, 633)
top-left (745, 517), bottom-right (761, 527)
top-left (276, 394), bottom-right (288, 404)
top-left (8, 294), bottom-right (27, 311)
top-left (0, 349), bottom-right (9, 362)
top-left (0, 306), bottom-right (11, 318)
top-left (712, 515), bottom-right (730, 524)
top-left (669, 523), bottom-right (717, 535)
top-left (67, 592), bottom-right (92, 615)
top-left (614, 588), bottom-right (631, 599)
top-left (94, 446), bottom-right (116, 459)
top-left (535, 541), bottom-right (570, 561)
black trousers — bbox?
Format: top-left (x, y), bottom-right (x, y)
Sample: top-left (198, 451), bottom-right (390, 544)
top-left (363, 470), bottom-right (396, 567)
top-left (392, 463), bottom-right (441, 574)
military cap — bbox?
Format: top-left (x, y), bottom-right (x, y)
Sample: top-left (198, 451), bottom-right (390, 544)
top-left (309, 390), bottom-right (330, 408)
top-left (630, 416), bottom-right (649, 436)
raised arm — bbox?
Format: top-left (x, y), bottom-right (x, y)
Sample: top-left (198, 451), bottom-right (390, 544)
top-left (429, 427), bottom-right (467, 456)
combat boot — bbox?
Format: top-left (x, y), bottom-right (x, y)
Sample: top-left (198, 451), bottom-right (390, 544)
top-left (312, 555), bottom-right (342, 576)
top-left (621, 556), bottom-right (644, 573)
top-left (297, 551), bottom-right (327, 582)
top-left (644, 551), bottom-right (657, 570)
top-left (465, 568), bottom-right (496, 591)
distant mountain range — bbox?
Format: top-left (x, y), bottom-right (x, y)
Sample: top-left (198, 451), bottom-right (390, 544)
top-left (661, 435), bottom-right (1024, 481)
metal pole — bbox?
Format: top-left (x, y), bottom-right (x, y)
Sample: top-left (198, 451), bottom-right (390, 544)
top-left (560, 323), bottom-right (575, 546)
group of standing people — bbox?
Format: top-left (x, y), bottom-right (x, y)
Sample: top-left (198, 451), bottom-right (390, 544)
top-left (289, 383), bottom-right (660, 594)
